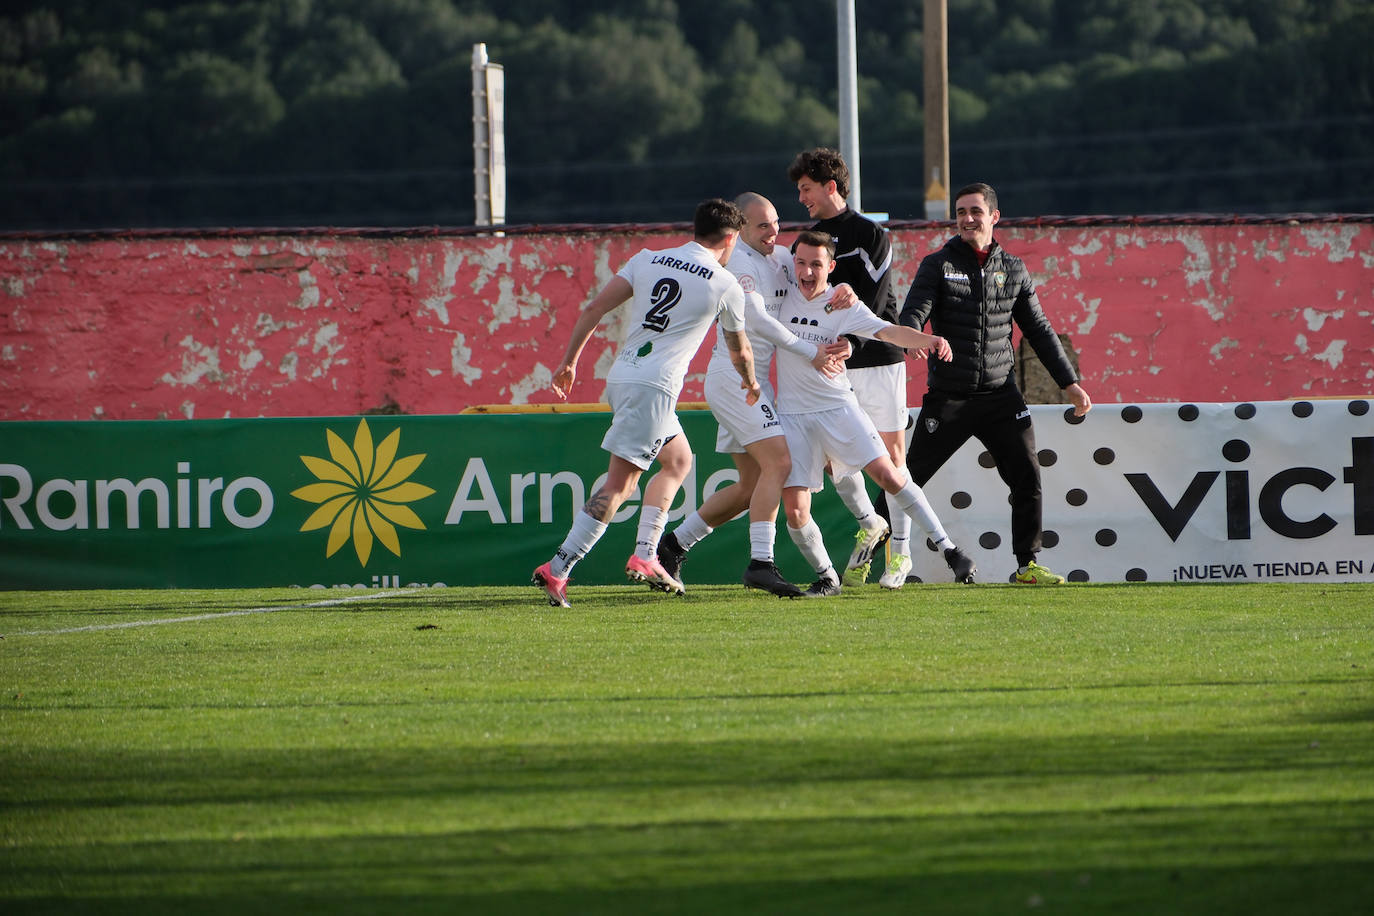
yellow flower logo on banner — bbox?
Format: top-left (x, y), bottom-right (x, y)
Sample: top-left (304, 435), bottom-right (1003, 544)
top-left (291, 419), bottom-right (435, 566)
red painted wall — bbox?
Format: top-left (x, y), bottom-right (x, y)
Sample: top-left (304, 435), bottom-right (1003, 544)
top-left (2, 218), bottom-right (1371, 420)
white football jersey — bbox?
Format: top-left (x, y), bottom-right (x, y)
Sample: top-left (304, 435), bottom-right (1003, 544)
top-left (607, 240), bottom-right (746, 395)
top-left (705, 290), bottom-right (817, 378)
top-left (728, 241), bottom-right (793, 310)
top-left (775, 285), bottom-right (891, 414)
top-left (706, 243), bottom-right (800, 376)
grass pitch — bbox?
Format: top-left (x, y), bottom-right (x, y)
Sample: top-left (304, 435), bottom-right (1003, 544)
top-left (2, 582), bottom-right (1372, 914)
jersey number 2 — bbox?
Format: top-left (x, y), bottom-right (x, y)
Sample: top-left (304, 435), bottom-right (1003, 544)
top-left (643, 277), bottom-right (681, 332)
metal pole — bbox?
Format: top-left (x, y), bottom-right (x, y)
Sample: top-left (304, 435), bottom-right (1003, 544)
top-left (837, 0), bottom-right (861, 213)
top-left (472, 43), bottom-right (491, 226)
top-left (485, 60), bottom-right (506, 227)
top-left (923, 0), bottom-right (950, 220)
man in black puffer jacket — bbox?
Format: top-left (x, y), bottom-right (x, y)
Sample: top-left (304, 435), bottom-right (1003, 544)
top-left (899, 182), bottom-right (1092, 585)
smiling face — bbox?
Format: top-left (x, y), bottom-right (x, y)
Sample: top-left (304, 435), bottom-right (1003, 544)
top-left (796, 176), bottom-right (842, 220)
top-left (792, 241), bottom-right (835, 300)
top-left (739, 198), bottom-right (780, 256)
top-left (955, 191), bottom-right (1000, 251)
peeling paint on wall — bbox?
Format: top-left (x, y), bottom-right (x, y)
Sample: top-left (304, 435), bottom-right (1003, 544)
top-left (2, 221), bottom-right (1372, 420)
top-left (161, 336), bottom-right (222, 387)
top-left (449, 332), bottom-right (481, 385)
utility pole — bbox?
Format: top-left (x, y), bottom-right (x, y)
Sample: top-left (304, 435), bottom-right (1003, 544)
top-left (837, 0), bottom-right (862, 213)
top-left (923, 0), bottom-right (950, 220)
top-left (471, 43), bottom-right (505, 228)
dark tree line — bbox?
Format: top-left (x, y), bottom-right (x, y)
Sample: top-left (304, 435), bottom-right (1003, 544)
top-left (2, 0), bottom-right (1370, 230)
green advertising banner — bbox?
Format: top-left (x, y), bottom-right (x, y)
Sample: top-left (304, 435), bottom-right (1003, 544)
top-left (0, 413), bottom-right (854, 591)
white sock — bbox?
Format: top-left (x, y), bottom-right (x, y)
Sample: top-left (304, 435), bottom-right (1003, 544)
top-left (888, 534), bottom-right (910, 560)
top-left (886, 489), bottom-right (911, 557)
top-left (748, 521), bottom-right (775, 562)
top-left (787, 519), bottom-right (834, 579)
top-left (551, 510), bottom-right (608, 577)
top-left (891, 481), bottom-right (953, 551)
top-left (833, 471), bottom-right (878, 526)
top-left (673, 510), bottom-right (714, 551)
top-left (634, 505), bottom-right (667, 560)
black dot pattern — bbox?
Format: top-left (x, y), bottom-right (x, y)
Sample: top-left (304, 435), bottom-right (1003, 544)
top-left (1222, 439), bottom-right (1250, 463)
top-left (900, 400), bottom-right (1367, 585)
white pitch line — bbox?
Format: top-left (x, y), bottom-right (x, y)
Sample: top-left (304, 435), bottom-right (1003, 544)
top-left (7, 590), bottom-right (417, 636)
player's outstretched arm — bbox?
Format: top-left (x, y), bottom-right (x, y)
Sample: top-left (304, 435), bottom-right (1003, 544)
top-left (551, 276), bottom-right (632, 399)
top-left (743, 292), bottom-right (832, 371)
top-left (876, 324), bottom-right (952, 361)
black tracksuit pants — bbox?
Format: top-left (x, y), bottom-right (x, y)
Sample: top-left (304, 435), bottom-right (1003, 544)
top-left (906, 384), bottom-right (1043, 566)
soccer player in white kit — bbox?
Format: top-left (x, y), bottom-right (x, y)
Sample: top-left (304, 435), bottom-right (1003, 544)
top-left (775, 230), bottom-right (978, 596)
top-left (655, 192), bottom-right (848, 597)
top-left (532, 199), bottom-right (759, 608)
top-left (790, 147), bottom-right (910, 588)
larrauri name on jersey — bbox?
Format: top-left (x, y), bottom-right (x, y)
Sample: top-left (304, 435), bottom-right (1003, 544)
top-left (608, 240), bottom-right (747, 396)
top-left (775, 286), bottom-right (890, 414)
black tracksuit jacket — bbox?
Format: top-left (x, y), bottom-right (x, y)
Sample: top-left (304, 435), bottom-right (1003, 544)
top-left (899, 235), bottom-right (1078, 396)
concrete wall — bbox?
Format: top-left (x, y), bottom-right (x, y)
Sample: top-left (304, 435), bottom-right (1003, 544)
top-left (2, 218), bottom-right (1371, 420)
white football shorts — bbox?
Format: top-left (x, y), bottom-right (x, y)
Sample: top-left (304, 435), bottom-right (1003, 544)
top-left (847, 362), bottom-right (907, 433)
top-left (781, 404), bottom-right (886, 491)
top-left (600, 381), bottom-right (684, 470)
top-left (704, 372), bottom-right (785, 453)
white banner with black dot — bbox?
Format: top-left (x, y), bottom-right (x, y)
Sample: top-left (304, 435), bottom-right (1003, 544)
top-left (905, 399), bottom-right (1374, 584)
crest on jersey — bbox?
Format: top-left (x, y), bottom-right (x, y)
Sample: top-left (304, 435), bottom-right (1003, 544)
top-left (925, 417), bottom-right (940, 434)
top-left (739, 275), bottom-right (756, 293)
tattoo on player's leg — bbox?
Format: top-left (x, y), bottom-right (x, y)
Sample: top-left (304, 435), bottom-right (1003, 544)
top-left (584, 492), bottom-right (613, 522)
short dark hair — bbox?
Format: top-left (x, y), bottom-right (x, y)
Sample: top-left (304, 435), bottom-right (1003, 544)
top-left (955, 182), bottom-right (998, 212)
top-left (787, 147), bottom-right (850, 199)
top-left (790, 229), bottom-right (836, 259)
top-left (694, 198), bottom-right (746, 243)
